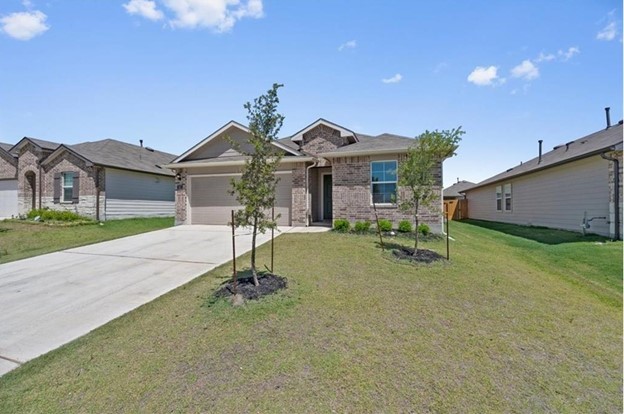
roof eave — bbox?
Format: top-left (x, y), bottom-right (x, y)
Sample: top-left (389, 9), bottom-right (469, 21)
top-left (165, 156), bottom-right (315, 169)
top-left (464, 147), bottom-right (617, 192)
top-left (321, 148), bottom-right (410, 158)
top-left (172, 120), bottom-right (249, 164)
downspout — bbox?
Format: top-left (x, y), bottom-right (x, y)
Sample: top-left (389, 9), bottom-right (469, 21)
top-left (601, 151), bottom-right (620, 240)
top-left (305, 159), bottom-right (318, 226)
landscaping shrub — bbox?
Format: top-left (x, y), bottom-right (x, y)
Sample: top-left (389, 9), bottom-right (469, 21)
top-left (418, 223), bottom-right (431, 236)
top-left (333, 219), bottom-right (350, 232)
top-left (378, 219), bottom-right (393, 232)
top-left (354, 220), bottom-right (371, 233)
top-left (26, 208), bottom-right (89, 222)
top-left (398, 220), bottom-right (412, 233)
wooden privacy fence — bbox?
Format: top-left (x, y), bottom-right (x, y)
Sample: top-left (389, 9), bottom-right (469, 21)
top-left (443, 199), bottom-right (468, 221)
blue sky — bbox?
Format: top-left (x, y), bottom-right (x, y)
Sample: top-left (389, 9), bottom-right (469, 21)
top-left (0, 0), bottom-right (621, 186)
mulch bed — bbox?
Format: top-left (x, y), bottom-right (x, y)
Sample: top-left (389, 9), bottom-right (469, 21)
top-left (392, 247), bottom-right (446, 264)
top-left (214, 273), bottom-right (288, 300)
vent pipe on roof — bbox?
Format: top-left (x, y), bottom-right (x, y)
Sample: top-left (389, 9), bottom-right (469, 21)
top-left (605, 107), bottom-right (611, 129)
top-left (139, 139), bottom-right (143, 148)
top-left (538, 140), bottom-right (543, 164)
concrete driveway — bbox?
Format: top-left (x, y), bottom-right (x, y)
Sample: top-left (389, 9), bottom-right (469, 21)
top-left (0, 224), bottom-right (290, 376)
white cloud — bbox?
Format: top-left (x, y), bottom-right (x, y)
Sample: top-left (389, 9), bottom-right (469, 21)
top-left (123, 0), bottom-right (164, 21)
top-left (0, 10), bottom-right (49, 40)
top-left (381, 73), bottom-right (402, 84)
top-left (596, 21), bottom-right (617, 41)
top-left (511, 59), bottom-right (539, 81)
top-left (338, 39), bottom-right (356, 51)
top-left (162, 0), bottom-right (264, 32)
top-left (535, 52), bottom-right (555, 63)
top-left (467, 66), bottom-right (500, 86)
top-left (21, 0), bottom-right (34, 8)
top-left (558, 46), bottom-right (580, 61)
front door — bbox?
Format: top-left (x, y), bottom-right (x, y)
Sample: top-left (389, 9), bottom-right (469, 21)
top-left (323, 175), bottom-right (332, 220)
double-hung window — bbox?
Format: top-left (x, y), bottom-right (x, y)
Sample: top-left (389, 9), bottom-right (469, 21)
top-left (371, 160), bottom-right (397, 204)
top-left (503, 183), bottom-right (512, 212)
top-left (62, 172), bottom-right (74, 203)
top-left (496, 183), bottom-right (512, 212)
top-left (495, 185), bottom-right (502, 211)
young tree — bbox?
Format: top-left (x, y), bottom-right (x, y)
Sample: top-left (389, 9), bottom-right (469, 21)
top-left (398, 127), bottom-right (464, 255)
top-left (229, 83), bottom-right (285, 286)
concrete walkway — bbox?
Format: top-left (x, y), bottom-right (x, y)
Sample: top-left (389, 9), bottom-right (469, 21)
top-left (0, 225), bottom-right (293, 376)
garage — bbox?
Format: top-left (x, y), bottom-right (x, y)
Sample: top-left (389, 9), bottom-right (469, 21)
top-left (189, 172), bottom-right (292, 226)
top-left (0, 179), bottom-right (18, 219)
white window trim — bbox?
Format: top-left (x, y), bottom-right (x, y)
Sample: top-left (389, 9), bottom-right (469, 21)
top-left (495, 185), bottom-right (502, 212)
top-left (370, 159), bottom-right (398, 206)
top-left (503, 183), bottom-right (512, 213)
top-left (61, 172), bottom-right (73, 204)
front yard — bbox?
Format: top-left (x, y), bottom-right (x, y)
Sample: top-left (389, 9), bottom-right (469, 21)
top-left (0, 217), bottom-right (174, 264)
top-left (0, 221), bottom-right (621, 413)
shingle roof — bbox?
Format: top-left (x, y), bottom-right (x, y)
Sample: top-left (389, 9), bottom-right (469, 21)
top-left (0, 142), bottom-right (14, 154)
top-left (465, 123), bottom-right (623, 191)
top-left (443, 181), bottom-right (476, 198)
top-left (319, 132), bottom-right (416, 155)
top-left (24, 137), bottom-right (61, 151)
top-left (68, 139), bottom-right (177, 176)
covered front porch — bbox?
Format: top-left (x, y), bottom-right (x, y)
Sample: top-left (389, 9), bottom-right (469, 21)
top-left (306, 165), bottom-right (333, 225)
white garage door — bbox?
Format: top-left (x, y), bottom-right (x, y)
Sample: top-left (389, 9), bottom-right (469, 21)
top-left (189, 173), bottom-right (292, 226)
top-left (0, 180), bottom-right (18, 219)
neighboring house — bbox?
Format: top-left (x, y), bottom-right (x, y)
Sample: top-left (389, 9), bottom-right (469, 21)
top-left (443, 180), bottom-right (474, 220)
top-left (166, 119), bottom-right (445, 231)
top-left (0, 137), bottom-right (177, 220)
top-left (462, 121), bottom-right (623, 239)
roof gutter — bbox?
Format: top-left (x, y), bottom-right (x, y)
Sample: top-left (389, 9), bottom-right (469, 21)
top-left (164, 156), bottom-right (315, 169)
top-left (601, 149), bottom-right (621, 240)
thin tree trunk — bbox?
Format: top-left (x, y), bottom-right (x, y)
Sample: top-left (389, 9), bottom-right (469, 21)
top-left (413, 202), bottom-right (419, 255)
top-left (251, 216), bottom-right (259, 286)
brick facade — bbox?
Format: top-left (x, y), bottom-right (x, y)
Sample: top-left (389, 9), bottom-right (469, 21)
top-left (41, 151), bottom-right (104, 219)
top-left (331, 155), bottom-right (442, 231)
top-left (174, 170), bottom-right (188, 225)
top-left (607, 150), bottom-right (623, 239)
top-left (17, 143), bottom-right (45, 213)
top-left (0, 150), bottom-right (17, 180)
top-left (291, 165), bottom-right (307, 225)
top-left (301, 125), bottom-right (346, 154)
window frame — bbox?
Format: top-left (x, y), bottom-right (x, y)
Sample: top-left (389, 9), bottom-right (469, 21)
top-left (61, 172), bottom-right (74, 203)
top-left (503, 183), bottom-right (512, 212)
top-left (495, 185), bottom-right (502, 212)
top-left (370, 160), bottom-right (398, 205)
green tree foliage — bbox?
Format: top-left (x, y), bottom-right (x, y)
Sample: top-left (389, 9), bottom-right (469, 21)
top-left (229, 83), bottom-right (285, 285)
top-left (399, 127), bottom-right (464, 254)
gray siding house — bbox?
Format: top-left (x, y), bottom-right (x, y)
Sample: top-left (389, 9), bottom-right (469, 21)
top-left (0, 137), bottom-right (176, 220)
top-left (462, 122), bottom-right (623, 239)
top-left (166, 119), bottom-right (446, 231)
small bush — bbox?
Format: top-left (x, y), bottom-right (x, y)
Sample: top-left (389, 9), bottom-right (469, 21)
top-left (418, 223), bottom-right (431, 236)
top-left (398, 220), bottom-right (412, 233)
top-left (354, 220), bottom-right (371, 232)
top-left (377, 219), bottom-right (392, 232)
top-left (27, 208), bottom-right (88, 222)
top-left (333, 219), bottom-right (350, 232)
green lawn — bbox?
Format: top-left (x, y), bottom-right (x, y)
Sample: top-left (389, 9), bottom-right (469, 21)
top-left (0, 217), bottom-right (174, 264)
top-left (0, 221), bottom-right (621, 413)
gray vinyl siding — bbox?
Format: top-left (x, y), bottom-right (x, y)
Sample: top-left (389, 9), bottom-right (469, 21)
top-left (186, 128), bottom-right (253, 160)
top-left (189, 172), bottom-right (292, 226)
top-left (0, 179), bottom-right (18, 219)
top-left (104, 168), bottom-right (174, 219)
top-left (465, 155), bottom-right (611, 236)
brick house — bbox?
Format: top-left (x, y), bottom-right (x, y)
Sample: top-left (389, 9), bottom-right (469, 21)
top-left (0, 137), bottom-right (177, 220)
top-left (165, 119), bottom-right (445, 231)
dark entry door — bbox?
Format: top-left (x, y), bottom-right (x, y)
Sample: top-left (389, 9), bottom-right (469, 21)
top-left (323, 175), bottom-right (333, 220)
